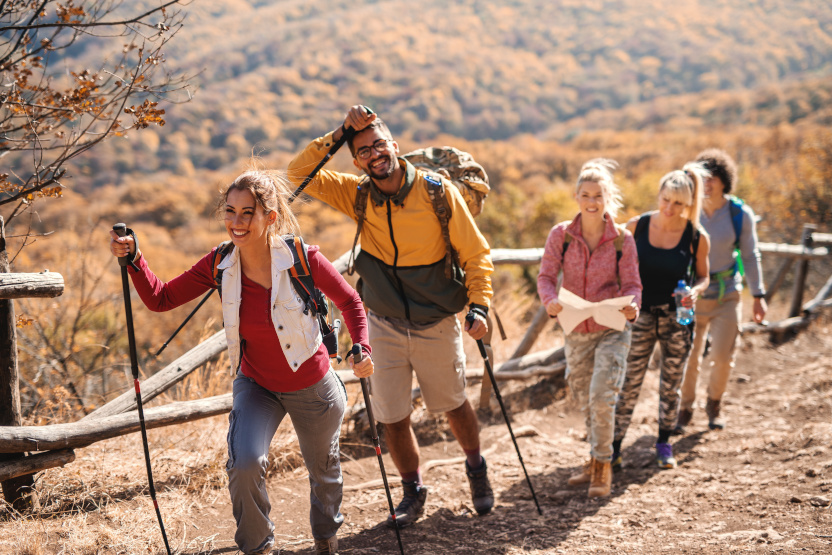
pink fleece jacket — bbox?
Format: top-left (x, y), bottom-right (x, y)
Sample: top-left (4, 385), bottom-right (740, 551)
top-left (537, 213), bottom-right (643, 334)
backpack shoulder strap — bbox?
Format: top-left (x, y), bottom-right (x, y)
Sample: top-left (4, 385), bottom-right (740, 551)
top-left (283, 234), bottom-right (322, 317)
top-left (728, 196), bottom-right (744, 249)
top-left (612, 224), bottom-right (626, 262)
top-left (348, 177), bottom-right (372, 275)
top-left (424, 173), bottom-right (456, 279)
top-left (212, 241), bottom-right (234, 299)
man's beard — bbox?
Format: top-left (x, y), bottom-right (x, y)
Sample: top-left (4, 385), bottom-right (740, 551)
top-left (366, 153), bottom-right (397, 180)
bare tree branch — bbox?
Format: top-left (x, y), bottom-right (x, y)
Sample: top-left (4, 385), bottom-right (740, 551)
top-left (0, 1), bottom-right (183, 33)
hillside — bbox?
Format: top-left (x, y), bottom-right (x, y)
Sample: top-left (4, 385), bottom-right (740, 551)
top-left (63, 0), bottom-right (832, 188)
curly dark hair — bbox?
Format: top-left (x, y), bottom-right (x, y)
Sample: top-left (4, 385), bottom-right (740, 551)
top-left (347, 118), bottom-right (393, 156)
top-left (695, 148), bottom-right (737, 194)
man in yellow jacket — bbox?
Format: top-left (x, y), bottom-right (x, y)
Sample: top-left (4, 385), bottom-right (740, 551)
top-left (288, 106), bottom-right (495, 527)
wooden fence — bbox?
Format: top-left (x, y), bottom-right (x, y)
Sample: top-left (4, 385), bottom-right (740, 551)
top-left (2, 222), bottom-right (831, 511)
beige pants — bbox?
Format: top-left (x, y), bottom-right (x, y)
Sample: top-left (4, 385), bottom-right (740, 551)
top-left (681, 291), bottom-right (742, 411)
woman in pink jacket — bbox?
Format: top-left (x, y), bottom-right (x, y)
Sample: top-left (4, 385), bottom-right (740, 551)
top-left (537, 159), bottom-right (642, 498)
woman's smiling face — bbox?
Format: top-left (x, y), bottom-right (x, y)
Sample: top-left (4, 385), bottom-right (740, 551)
top-left (224, 188), bottom-right (275, 247)
top-left (576, 180), bottom-right (606, 220)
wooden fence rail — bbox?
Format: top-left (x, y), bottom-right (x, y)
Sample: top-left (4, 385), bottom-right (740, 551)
top-left (2, 228), bottom-right (832, 505)
top-left (0, 272), bottom-right (65, 300)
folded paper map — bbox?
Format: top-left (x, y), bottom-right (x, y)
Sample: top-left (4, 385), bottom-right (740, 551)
top-left (556, 287), bottom-right (634, 335)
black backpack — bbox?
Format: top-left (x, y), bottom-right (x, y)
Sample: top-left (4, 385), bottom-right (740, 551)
top-left (211, 234), bottom-right (341, 362)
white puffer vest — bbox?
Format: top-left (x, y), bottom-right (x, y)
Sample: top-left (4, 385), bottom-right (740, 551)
top-left (217, 239), bottom-right (323, 375)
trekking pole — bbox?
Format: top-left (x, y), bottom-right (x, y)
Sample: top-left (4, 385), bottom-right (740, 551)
top-left (113, 223), bottom-right (173, 555)
top-left (155, 288), bottom-right (215, 357)
top-left (289, 106), bottom-right (374, 203)
top-left (465, 313), bottom-right (542, 515)
top-left (351, 344), bottom-right (405, 555)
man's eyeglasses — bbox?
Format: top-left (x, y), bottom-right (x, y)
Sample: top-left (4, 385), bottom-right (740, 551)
top-left (354, 139), bottom-right (392, 160)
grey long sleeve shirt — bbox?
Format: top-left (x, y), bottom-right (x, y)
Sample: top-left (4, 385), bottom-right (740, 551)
top-left (700, 199), bottom-right (766, 300)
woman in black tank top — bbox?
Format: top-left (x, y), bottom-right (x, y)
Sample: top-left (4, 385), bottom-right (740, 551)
top-left (635, 213), bottom-right (697, 311)
top-left (612, 164), bottom-right (711, 472)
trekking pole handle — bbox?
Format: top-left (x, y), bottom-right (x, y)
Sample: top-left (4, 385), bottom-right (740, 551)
top-left (113, 223), bottom-right (140, 272)
top-left (350, 343), bottom-right (363, 364)
top-left (342, 105), bottom-right (375, 135)
top-left (464, 312), bottom-right (489, 357)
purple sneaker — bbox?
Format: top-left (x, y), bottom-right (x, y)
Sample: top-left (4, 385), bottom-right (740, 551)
top-left (655, 442), bottom-right (677, 469)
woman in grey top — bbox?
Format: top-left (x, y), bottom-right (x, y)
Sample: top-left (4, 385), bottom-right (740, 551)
top-left (677, 149), bottom-right (767, 432)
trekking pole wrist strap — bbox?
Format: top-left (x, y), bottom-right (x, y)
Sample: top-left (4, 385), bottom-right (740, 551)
top-left (468, 304), bottom-right (488, 320)
top-left (114, 224), bottom-right (141, 272)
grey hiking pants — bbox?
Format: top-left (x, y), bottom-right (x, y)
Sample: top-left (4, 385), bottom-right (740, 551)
top-left (226, 370), bottom-right (346, 554)
top-left (614, 305), bottom-right (693, 443)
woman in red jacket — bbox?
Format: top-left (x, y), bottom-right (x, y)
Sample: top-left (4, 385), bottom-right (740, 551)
top-left (537, 159), bottom-right (642, 498)
top-left (110, 170), bottom-right (373, 555)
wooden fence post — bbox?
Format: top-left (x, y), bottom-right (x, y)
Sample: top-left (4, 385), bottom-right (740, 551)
top-left (0, 217), bottom-right (37, 512)
top-left (788, 224), bottom-right (817, 318)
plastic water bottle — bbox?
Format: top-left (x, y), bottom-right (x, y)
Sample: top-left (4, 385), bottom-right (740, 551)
top-left (674, 280), bottom-right (694, 325)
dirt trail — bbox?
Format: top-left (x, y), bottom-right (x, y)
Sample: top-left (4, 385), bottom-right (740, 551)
top-left (193, 322), bottom-right (832, 554)
top-left (3, 319), bottom-right (831, 554)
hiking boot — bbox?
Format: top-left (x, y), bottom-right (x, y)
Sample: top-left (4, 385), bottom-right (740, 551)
top-left (672, 407), bottom-right (693, 435)
top-left (588, 459), bottom-right (611, 498)
top-left (313, 535), bottom-right (338, 554)
top-left (705, 398), bottom-right (725, 430)
top-left (655, 442), bottom-right (677, 469)
top-left (611, 452), bottom-right (623, 473)
top-left (465, 457), bottom-right (494, 515)
top-left (386, 481), bottom-right (428, 529)
top-left (567, 457), bottom-right (593, 486)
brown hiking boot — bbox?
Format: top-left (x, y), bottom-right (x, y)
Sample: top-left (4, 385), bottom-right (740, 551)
top-left (705, 398), bottom-right (725, 430)
top-left (673, 407), bottom-right (694, 435)
top-left (313, 535), bottom-right (338, 554)
top-left (588, 459), bottom-right (611, 498)
top-left (567, 457), bottom-right (593, 486)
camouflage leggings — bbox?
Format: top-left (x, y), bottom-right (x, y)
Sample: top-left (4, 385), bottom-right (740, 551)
top-left (614, 305), bottom-right (693, 443)
top-left (564, 326), bottom-right (631, 462)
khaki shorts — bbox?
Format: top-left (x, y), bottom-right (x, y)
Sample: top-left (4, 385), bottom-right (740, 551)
top-left (367, 311), bottom-right (467, 423)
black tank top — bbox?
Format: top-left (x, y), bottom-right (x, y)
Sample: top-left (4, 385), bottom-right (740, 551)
top-left (634, 214), bottom-right (696, 310)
